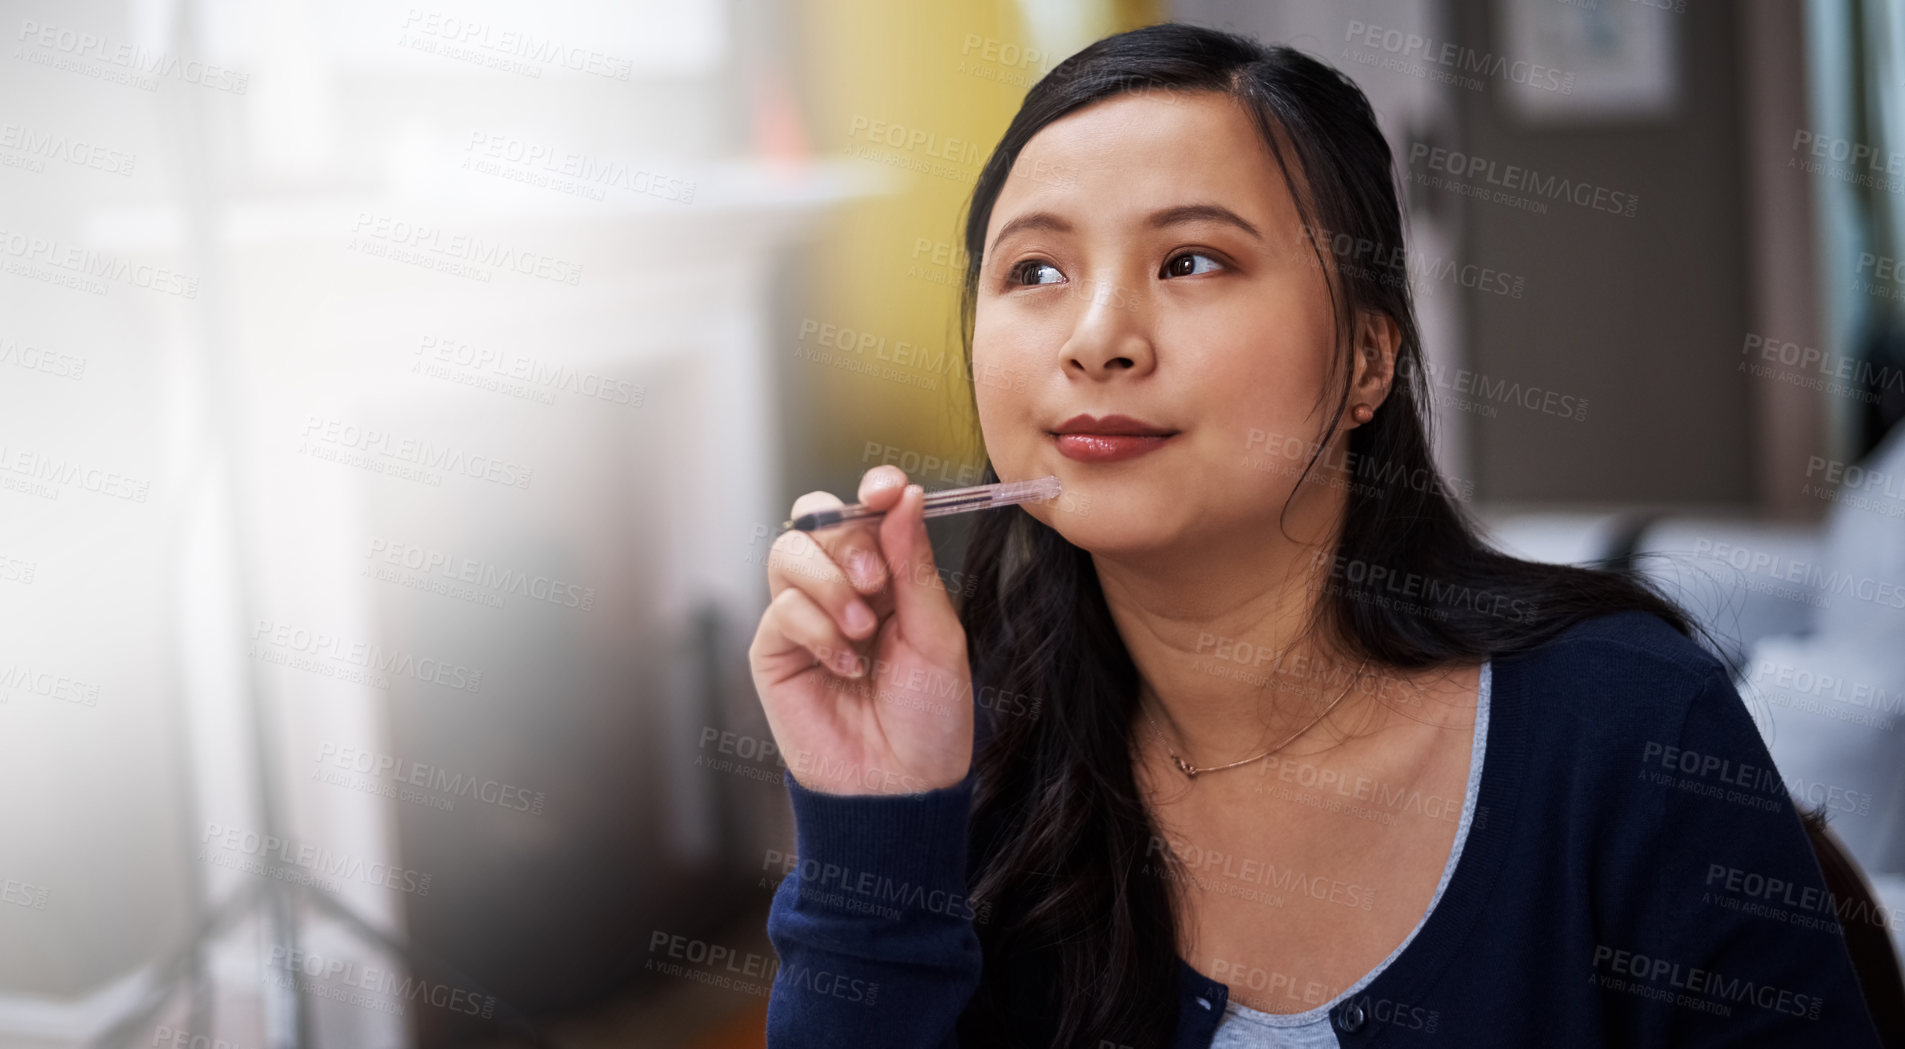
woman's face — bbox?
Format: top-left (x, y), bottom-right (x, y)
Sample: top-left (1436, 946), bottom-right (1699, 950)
top-left (973, 89), bottom-right (1378, 557)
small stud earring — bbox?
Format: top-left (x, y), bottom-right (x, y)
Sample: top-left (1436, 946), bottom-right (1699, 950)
top-left (1351, 404), bottom-right (1374, 424)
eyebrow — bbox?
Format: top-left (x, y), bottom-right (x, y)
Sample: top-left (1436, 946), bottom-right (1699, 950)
top-left (989, 202), bottom-right (1263, 254)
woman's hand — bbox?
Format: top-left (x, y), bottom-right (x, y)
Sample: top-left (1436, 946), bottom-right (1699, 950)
top-left (747, 466), bottom-right (975, 795)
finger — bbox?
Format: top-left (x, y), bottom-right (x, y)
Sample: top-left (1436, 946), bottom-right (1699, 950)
top-left (775, 490), bottom-right (862, 595)
top-left (765, 528), bottom-right (880, 641)
top-left (857, 465), bottom-right (908, 505)
top-left (877, 483), bottom-right (964, 650)
top-left (831, 466), bottom-right (909, 592)
top-left (753, 586), bottom-right (866, 680)
top-left (787, 484), bottom-right (891, 595)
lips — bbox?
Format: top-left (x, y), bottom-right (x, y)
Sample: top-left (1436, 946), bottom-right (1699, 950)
top-left (1049, 413), bottom-right (1179, 463)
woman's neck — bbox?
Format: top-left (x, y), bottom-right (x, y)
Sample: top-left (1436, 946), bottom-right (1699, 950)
top-left (1093, 529), bottom-right (1378, 774)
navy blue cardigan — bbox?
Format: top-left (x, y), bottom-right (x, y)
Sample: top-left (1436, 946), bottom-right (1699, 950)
top-left (763, 611), bottom-right (1886, 1047)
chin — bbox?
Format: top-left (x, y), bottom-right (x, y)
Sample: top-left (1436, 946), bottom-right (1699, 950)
top-left (1023, 493), bottom-right (1178, 558)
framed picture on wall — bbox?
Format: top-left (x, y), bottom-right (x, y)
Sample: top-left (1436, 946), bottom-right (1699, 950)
top-left (1495, 0), bottom-right (1682, 125)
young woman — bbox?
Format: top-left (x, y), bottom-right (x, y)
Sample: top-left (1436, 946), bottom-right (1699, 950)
top-left (748, 22), bottom-right (1885, 1049)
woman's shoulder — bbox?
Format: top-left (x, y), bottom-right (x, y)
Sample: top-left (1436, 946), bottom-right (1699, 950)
top-left (1487, 609), bottom-right (1784, 856)
top-left (1493, 608), bottom-right (1735, 752)
top-left (1499, 607), bottom-right (1724, 690)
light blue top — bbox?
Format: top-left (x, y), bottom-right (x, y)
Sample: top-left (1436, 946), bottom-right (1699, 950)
top-left (1208, 661), bottom-right (1492, 1049)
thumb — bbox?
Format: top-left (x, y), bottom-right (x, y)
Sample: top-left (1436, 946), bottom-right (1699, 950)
top-left (877, 484), bottom-right (962, 648)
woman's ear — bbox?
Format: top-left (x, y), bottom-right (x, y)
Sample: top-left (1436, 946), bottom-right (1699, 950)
top-left (1348, 311), bottom-right (1400, 425)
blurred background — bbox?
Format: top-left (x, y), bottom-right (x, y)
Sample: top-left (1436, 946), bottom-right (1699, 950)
top-left (0, 0), bottom-right (1901, 1046)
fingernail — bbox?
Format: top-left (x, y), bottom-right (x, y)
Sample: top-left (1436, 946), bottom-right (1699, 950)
top-left (845, 600), bottom-right (876, 636)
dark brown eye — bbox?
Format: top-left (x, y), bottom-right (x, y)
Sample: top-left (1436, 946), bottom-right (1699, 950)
top-left (1163, 252), bottom-right (1221, 278)
top-left (1010, 260), bottom-right (1063, 286)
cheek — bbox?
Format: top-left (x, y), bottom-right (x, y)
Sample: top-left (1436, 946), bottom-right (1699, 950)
top-left (971, 357), bottom-right (1031, 468)
top-left (1184, 335), bottom-right (1323, 430)
top-left (970, 315), bottom-right (1037, 435)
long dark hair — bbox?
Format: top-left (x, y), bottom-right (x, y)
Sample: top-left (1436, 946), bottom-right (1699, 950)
top-left (946, 22), bottom-right (1699, 1049)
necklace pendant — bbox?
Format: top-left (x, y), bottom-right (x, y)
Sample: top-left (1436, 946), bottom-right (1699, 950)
top-left (1172, 755), bottom-right (1200, 778)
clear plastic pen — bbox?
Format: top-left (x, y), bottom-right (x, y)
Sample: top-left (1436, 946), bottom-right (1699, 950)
top-left (781, 475), bottom-right (1062, 532)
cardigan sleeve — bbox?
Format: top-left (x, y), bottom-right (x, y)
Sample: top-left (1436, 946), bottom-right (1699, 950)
top-left (763, 765), bottom-right (983, 1049)
top-left (1619, 664), bottom-right (1886, 1046)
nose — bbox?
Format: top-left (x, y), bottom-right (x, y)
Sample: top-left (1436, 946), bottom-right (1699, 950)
top-left (1061, 280), bottom-right (1156, 379)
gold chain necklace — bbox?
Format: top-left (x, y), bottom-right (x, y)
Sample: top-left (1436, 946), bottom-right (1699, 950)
top-left (1139, 657), bottom-right (1370, 779)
